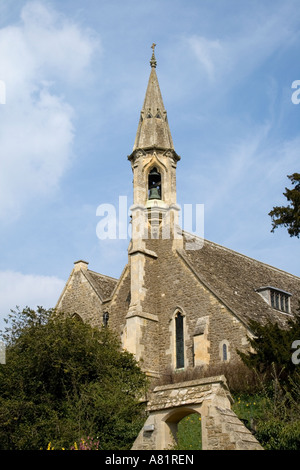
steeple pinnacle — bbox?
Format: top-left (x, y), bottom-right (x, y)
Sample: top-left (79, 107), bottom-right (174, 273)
top-left (132, 44), bottom-right (175, 152)
top-left (150, 43), bottom-right (157, 68)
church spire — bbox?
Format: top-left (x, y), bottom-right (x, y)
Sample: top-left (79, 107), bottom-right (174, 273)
top-left (132, 44), bottom-right (175, 152)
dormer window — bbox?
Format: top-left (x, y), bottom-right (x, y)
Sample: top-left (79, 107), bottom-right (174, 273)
top-left (255, 286), bottom-right (291, 314)
top-left (270, 290), bottom-right (290, 312)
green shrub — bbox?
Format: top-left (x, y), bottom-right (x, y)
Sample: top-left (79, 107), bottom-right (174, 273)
top-left (0, 307), bottom-right (148, 450)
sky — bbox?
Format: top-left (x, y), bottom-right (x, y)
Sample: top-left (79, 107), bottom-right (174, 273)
top-left (0, 0), bottom-right (299, 330)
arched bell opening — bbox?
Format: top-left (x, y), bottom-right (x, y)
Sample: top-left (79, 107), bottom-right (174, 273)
top-left (164, 407), bottom-right (202, 450)
top-left (148, 167), bottom-right (162, 200)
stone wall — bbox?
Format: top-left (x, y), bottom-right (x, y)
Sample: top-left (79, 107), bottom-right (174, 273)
top-left (108, 266), bottom-right (131, 337)
top-left (135, 238), bottom-right (250, 376)
top-left (56, 268), bottom-right (103, 328)
top-left (202, 404), bottom-right (263, 450)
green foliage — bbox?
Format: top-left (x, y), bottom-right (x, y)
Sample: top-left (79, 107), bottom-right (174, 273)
top-left (233, 390), bottom-right (300, 450)
top-left (232, 394), bottom-right (266, 429)
top-left (256, 418), bottom-right (300, 450)
top-left (269, 172), bottom-right (300, 238)
top-left (231, 374), bottom-right (300, 450)
top-left (237, 307), bottom-right (300, 386)
top-left (0, 307), bottom-right (148, 450)
top-left (235, 307), bottom-right (300, 450)
top-left (172, 413), bottom-right (202, 450)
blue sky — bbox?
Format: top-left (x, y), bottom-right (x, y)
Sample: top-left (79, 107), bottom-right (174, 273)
top-left (0, 0), bottom-right (299, 329)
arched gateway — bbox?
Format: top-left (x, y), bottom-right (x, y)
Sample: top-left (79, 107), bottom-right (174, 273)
top-left (132, 376), bottom-right (263, 451)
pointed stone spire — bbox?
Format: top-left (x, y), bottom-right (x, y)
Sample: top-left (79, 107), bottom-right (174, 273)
top-left (132, 44), bottom-right (174, 151)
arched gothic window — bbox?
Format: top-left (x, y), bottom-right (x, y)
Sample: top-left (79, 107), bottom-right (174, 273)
top-left (222, 343), bottom-right (228, 361)
top-left (175, 312), bottom-right (184, 369)
top-left (103, 312), bottom-right (109, 327)
top-left (219, 340), bottom-right (230, 362)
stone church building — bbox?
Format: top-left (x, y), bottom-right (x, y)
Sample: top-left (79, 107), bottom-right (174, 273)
top-left (56, 47), bottom-right (300, 384)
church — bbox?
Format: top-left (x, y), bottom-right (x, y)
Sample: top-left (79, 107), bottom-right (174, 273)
top-left (56, 46), bottom-right (300, 382)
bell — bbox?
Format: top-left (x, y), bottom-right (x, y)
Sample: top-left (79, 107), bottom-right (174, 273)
top-left (149, 168), bottom-right (161, 183)
top-left (148, 168), bottom-right (161, 200)
top-left (149, 187), bottom-right (161, 200)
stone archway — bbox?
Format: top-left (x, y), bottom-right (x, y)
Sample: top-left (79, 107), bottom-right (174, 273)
top-left (164, 407), bottom-right (202, 449)
top-left (131, 376), bottom-right (263, 451)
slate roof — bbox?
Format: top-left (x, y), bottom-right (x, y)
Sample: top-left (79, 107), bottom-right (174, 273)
top-left (179, 235), bottom-right (300, 329)
top-left (83, 269), bottom-right (118, 301)
top-left (75, 236), bottom-right (299, 331)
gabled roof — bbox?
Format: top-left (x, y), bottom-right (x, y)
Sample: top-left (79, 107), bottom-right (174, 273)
top-left (83, 269), bottom-right (118, 301)
top-left (55, 265), bottom-right (118, 311)
top-left (179, 235), bottom-right (300, 329)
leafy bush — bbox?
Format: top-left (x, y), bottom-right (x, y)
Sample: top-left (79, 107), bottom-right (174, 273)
top-left (256, 418), bottom-right (300, 450)
top-left (235, 306), bottom-right (300, 450)
top-left (0, 307), bottom-right (148, 450)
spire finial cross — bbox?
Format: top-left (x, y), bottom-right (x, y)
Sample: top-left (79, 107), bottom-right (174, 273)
top-left (150, 43), bottom-right (157, 68)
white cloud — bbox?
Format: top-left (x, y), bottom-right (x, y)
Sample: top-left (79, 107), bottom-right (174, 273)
top-left (187, 36), bottom-right (223, 81)
top-left (0, 89), bottom-right (74, 219)
top-left (0, 270), bottom-right (65, 330)
top-left (205, 129), bottom-right (300, 212)
top-left (20, 1), bottom-right (99, 84)
top-left (187, 4), bottom-right (298, 85)
top-left (0, 1), bottom-right (100, 222)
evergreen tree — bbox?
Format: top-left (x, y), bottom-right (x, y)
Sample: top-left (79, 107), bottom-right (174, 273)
top-left (236, 306), bottom-right (300, 450)
top-left (269, 173), bottom-right (300, 238)
top-left (237, 304), bottom-right (300, 387)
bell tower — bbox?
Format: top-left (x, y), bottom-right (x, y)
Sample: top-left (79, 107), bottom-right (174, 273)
top-left (123, 45), bottom-right (182, 377)
top-left (128, 43), bottom-right (181, 242)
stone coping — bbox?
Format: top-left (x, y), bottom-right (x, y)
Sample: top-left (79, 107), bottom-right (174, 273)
top-left (152, 375), bottom-right (228, 393)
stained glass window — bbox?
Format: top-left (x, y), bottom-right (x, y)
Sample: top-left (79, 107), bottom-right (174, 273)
top-left (223, 343), bottom-right (228, 361)
top-left (176, 312), bottom-right (184, 369)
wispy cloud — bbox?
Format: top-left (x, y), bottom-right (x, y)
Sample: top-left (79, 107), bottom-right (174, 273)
top-left (187, 36), bottom-right (223, 82)
top-left (0, 1), bottom-right (100, 222)
top-left (187, 3), bottom-right (300, 86)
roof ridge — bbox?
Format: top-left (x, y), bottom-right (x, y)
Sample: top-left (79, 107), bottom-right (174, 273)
top-left (182, 230), bottom-right (300, 281)
top-left (87, 269), bottom-right (118, 282)
top-left (82, 269), bottom-right (118, 302)
top-left (81, 269), bottom-right (104, 301)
